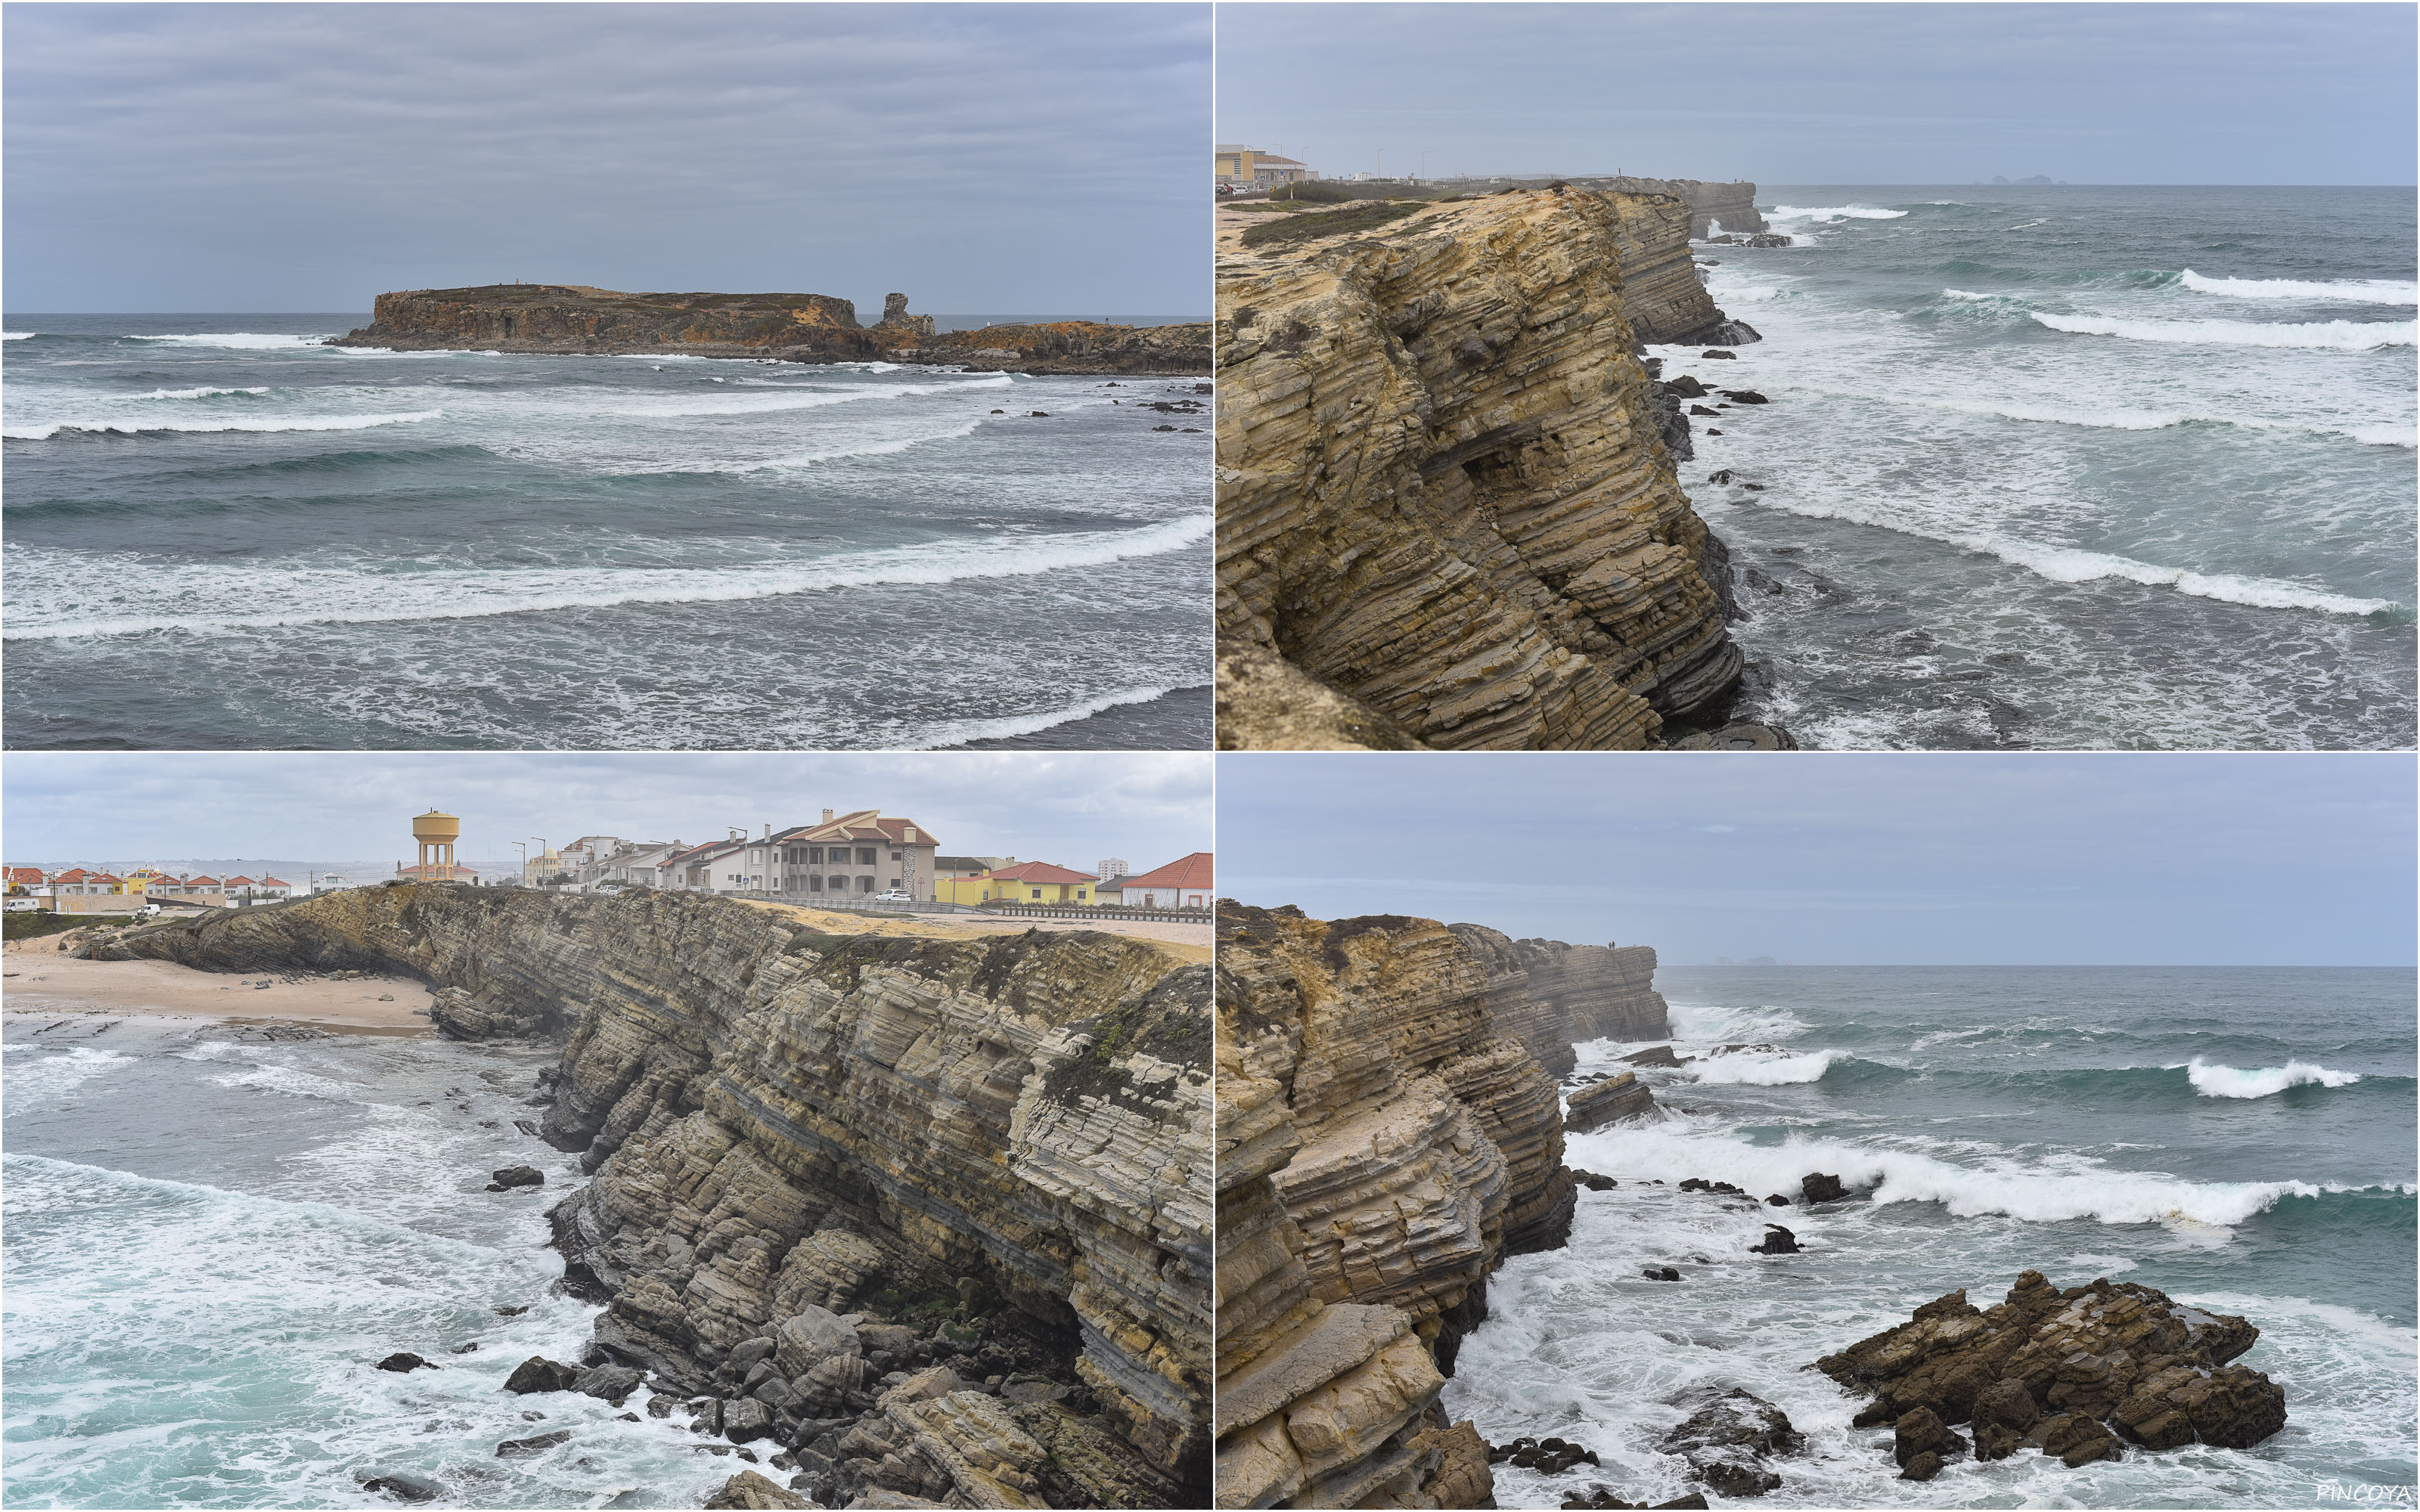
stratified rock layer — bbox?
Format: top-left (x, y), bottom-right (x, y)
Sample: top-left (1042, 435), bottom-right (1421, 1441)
top-left (334, 285), bottom-right (1208, 373)
top-left (1818, 1271), bottom-right (2286, 1473)
top-left (95, 885), bottom-right (1211, 1507)
top-left (1215, 188), bottom-right (1744, 751)
top-left (1215, 901), bottom-right (1683, 1507)
top-left (1446, 927), bottom-right (1670, 1078)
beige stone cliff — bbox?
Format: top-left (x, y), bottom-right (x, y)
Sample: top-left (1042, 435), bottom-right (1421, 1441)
top-left (93, 885), bottom-right (1211, 1508)
top-left (1215, 187), bottom-right (1747, 751)
top-left (1213, 901), bottom-right (1685, 1508)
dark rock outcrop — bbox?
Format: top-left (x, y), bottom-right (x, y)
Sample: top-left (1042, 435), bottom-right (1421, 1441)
top-left (330, 286), bottom-right (1208, 374)
top-left (1800, 1173), bottom-right (1849, 1204)
top-left (1818, 1271), bottom-right (2286, 1474)
top-left (374, 1352), bottom-right (434, 1373)
top-left (486, 1165), bottom-right (544, 1191)
top-left (1565, 1072), bottom-right (1656, 1132)
top-left (1659, 1387), bottom-right (1801, 1497)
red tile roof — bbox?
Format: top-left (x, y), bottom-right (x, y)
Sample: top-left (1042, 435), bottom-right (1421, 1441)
top-left (982, 862), bottom-right (1096, 885)
top-left (8, 866), bottom-right (48, 885)
top-left (1125, 852), bottom-right (1212, 891)
top-left (257, 877), bottom-right (291, 888)
top-left (187, 875), bottom-right (221, 888)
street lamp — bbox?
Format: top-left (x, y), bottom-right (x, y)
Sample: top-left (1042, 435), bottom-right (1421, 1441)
top-left (530, 838), bottom-right (548, 888)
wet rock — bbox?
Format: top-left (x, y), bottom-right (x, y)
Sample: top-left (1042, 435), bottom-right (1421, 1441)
top-left (1898, 1450), bottom-right (1942, 1483)
top-left (377, 1352), bottom-right (436, 1373)
top-left (1700, 350), bottom-right (1736, 360)
top-left (1661, 1387), bottom-right (1802, 1497)
top-left (486, 1166), bottom-right (544, 1192)
top-left (723, 1396), bottom-right (776, 1443)
top-left (1764, 1194), bottom-right (1790, 1207)
top-left (1800, 1173), bottom-right (1849, 1204)
top-left (1686, 404), bottom-right (1720, 417)
top-left (493, 1304), bottom-right (529, 1317)
top-left (495, 1429), bottom-right (572, 1458)
top-left (703, 1469), bottom-right (811, 1509)
top-left (1748, 1224), bottom-right (1798, 1256)
top-left (502, 1356), bottom-right (581, 1394)
top-left (1488, 1435), bottom-right (1602, 1474)
top-left (450, 1343), bottom-right (480, 1355)
top-left (1565, 1070), bottom-right (1655, 1131)
top-left (360, 1472), bottom-right (441, 1502)
top-left (573, 1364), bottom-right (643, 1405)
top-left (1893, 1406), bottom-right (1966, 1467)
top-left (1621, 1045), bottom-right (1683, 1068)
top-left (1720, 389), bottom-right (1768, 404)
top-left (1706, 469), bottom-right (1735, 485)
top-left (2034, 1411), bottom-right (2123, 1467)
top-left (1574, 1170), bottom-right (1619, 1192)
top-left (1665, 373), bottom-right (1710, 398)
top-left (1643, 1267), bottom-right (1682, 1282)
top-left (689, 1399), bottom-right (724, 1436)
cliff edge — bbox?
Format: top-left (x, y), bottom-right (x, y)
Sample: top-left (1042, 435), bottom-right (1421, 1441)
top-left (331, 285), bottom-right (1210, 374)
top-left (1212, 901), bottom-right (1680, 1508)
top-left (95, 885), bottom-right (1212, 1508)
top-left (1214, 187), bottom-right (1751, 751)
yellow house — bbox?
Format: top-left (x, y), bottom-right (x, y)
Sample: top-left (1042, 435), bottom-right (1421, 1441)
top-left (934, 862), bottom-right (1097, 906)
top-left (122, 869), bottom-right (173, 895)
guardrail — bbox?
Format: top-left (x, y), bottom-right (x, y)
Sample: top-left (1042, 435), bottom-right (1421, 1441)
top-left (978, 905), bottom-right (1211, 924)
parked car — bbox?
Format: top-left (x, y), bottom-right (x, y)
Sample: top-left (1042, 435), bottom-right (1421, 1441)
top-left (871, 890), bottom-right (913, 902)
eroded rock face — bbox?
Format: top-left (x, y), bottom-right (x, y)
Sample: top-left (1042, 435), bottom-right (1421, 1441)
top-left (98, 886), bottom-right (1211, 1508)
top-left (330, 285), bottom-right (1208, 373)
top-left (1817, 1271), bottom-right (2285, 1473)
top-left (1446, 928), bottom-right (1671, 1078)
top-left (1215, 901), bottom-right (1626, 1508)
top-left (1216, 188), bottom-right (1745, 751)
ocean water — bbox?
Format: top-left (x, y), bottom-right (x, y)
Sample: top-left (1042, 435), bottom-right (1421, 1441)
top-left (1446, 965), bottom-right (2418, 1509)
top-left (1, 1018), bottom-right (741, 1508)
top-left (0, 314), bottom-right (1211, 750)
top-left (1646, 185), bottom-right (2418, 750)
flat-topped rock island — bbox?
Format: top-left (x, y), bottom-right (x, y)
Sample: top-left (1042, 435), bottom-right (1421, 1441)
top-left (330, 285), bottom-right (1212, 374)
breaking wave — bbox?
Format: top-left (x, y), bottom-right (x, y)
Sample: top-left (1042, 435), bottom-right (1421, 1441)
top-left (2180, 270), bottom-right (2420, 305)
top-left (2185, 1058), bottom-right (2366, 1099)
top-left (2031, 312), bottom-right (2416, 350)
top-left (3, 411), bottom-right (442, 441)
top-left (1767, 205), bottom-right (1910, 222)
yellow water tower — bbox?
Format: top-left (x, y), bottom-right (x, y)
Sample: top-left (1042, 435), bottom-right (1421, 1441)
top-left (412, 809), bottom-right (461, 879)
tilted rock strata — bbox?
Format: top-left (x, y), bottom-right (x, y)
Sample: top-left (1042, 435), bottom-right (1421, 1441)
top-left (333, 284), bottom-right (1209, 373)
top-left (1564, 178), bottom-right (1767, 240)
top-left (1216, 902), bottom-right (1611, 1508)
top-left (1215, 188), bottom-right (1744, 751)
top-left (1590, 192), bottom-right (1751, 347)
top-left (1445, 927), bottom-right (1671, 1079)
top-left (1818, 1271), bottom-right (2286, 1470)
top-left (96, 886), bottom-right (1210, 1507)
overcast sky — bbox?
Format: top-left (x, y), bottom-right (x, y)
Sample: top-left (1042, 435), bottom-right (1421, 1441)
top-left (5, 2), bottom-right (1208, 315)
top-left (1218, 3), bottom-right (2416, 186)
top-left (2, 752), bottom-right (1210, 876)
top-left (1218, 754), bottom-right (2416, 966)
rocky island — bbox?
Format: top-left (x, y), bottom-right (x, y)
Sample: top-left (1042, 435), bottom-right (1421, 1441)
top-left (91, 884), bottom-right (1212, 1509)
top-left (331, 286), bottom-right (1211, 375)
top-left (1212, 183), bottom-right (1788, 751)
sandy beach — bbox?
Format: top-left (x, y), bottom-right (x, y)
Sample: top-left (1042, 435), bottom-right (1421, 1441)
top-left (2, 953), bottom-right (435, 1036)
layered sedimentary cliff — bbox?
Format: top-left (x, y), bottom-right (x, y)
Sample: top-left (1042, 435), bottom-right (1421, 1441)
top-left (332, 285), bottom-right (1210, 374)
top-left (1574, 178), bottom-right (1767, 239)
top-left (1213, 902), bottom-right (1680, 1508)
top-left (95, 885), bottom-right (1212, 1507)
top-left (1214, 187), bottom-right (1753, 752)
top-left (1444, 928), bottom-right (1669, 1079)
top-left (1585, 188), bottom-right (1758, 346)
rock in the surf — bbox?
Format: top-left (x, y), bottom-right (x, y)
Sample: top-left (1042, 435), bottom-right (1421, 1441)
top-left (1799, 1173), bottom-right (1849, 1204)
top-left (1565, 1070), bottom-right (1655, 1131)
top-left (1815, 1271), bottom-right (2285, 1470)
top-left (703, 1469), bottom-right (812, 1509)
top-left (1659, 1387), bottom-right (1802, 1497)
top-left (374, 1352), bottom-right (435, 1373)
top-left (502, 1356), bottom-right (582, 1394)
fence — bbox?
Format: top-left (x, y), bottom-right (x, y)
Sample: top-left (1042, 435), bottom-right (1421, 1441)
top-left (977, 904), bottom-right (1210, 924)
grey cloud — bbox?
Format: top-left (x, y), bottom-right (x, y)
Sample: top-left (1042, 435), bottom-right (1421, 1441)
top-left (6, 2), bottom-right (1208, 313)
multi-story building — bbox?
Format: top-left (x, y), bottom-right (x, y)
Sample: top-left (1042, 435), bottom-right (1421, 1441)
top-left (1097, 857), bottom-right (1129, 879)
top-left (1122, 852), bottom-right (1213, 910)
top-left (1215, 145), bottom-right (1316, 191)
top-left (766, 810), bottom-right (940, 900)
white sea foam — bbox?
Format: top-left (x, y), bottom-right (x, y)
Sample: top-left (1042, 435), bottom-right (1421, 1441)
top-left (2031, 311), bottom-right (2416, 349)
top-left (1662, 1002), bottom-right (1813, 1044)
top-left (2, 411), bottom-right (442, 441)
top-left (132, 386), bottom-right (274, 401)
top-left (2180, 269), bottom-right (2420, 305)
top-left (1724, 286), bottom-right (1779, 303)
top-left (1767, 204), bottom-right (1910, 222)
top-left (3, 331), bottom-right (35, 340)
top-left (672, 418), bottom-right (987, 473)
top-left (1684, 1047), bottom-right (1841, 1085)
top-left (1733, 493), bottom-right (2400, 615)
top-left (2183, 1057), bottom-right (2365, 1098)
top-left (121, 333), bottom-right (337, 349)
top-left (1565, 1120), bottom-right (2325, 1229)
top-left (3, 510), bottom-right (1212, 640)
top-left (2, 1045), bottom-right (138, 1103)
top-left (921, 684), bottom-right (1183, 746)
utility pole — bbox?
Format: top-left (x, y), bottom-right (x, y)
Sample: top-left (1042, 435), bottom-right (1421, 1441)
top-left (530, 838), bottom-right (548, 887)
top-left (513, 841), bottom-right (526, 886)
top-left (1419, 150), bottom-right (1429, 184)
top-left (1376, 147), bottom-right (1384, 180)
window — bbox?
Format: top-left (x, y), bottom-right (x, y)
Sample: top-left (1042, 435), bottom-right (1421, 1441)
top-left (808, 875), bottom-right (823, 892)
top-left (1031, 888), bottom-right (1043, 900)
top-left (808, 847), bottom-right (824, 864)
top-left (889, 850), bottom-right (902, 860)
top-left (857, 847), bottom-right (876, 866)
top-left (858, 875), bottom-right (874, 893)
